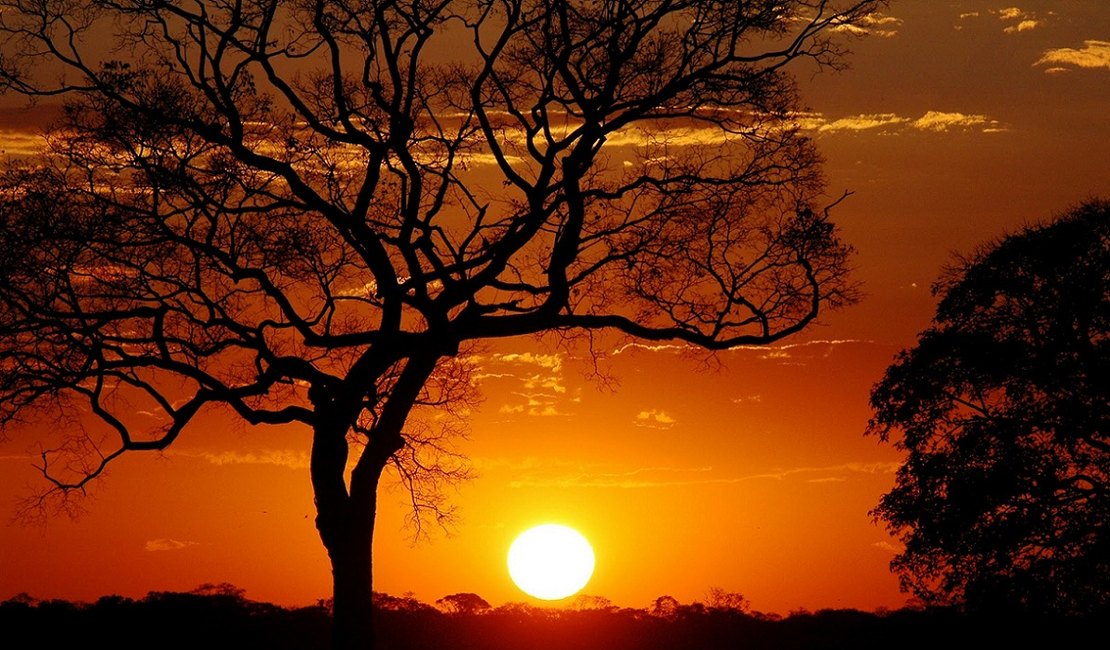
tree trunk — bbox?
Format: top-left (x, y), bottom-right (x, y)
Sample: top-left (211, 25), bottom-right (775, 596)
top-left (313, 416), bottom-right (408, 649)
top-left (311, 411), bottom-right (389, 650)
top-left (311, 354), bottom-right (440, 649)
top-left (326, 511), bottom-right (377, 650)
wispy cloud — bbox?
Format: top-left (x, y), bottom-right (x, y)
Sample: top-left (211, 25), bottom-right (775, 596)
top-left (494, 352), bottom-right (563, 371)
top-left (479, 351), bottom-right (576, 416)
top-left (609, 338), bottom-right (878, 366)
top-left (635, 409), bottom-right (676, 429)
top-left (912, 111), bottom-right (1004, 133)
top-left (804, 113), bottom-right (909, 132)
top-left (735, 338), bottom-right (878, 364)
top-left (1036, 40), bottom-right (1110, 72)
top-left (507, 464), bottom-right (715, 489)
top-left (830, 12), bottom-right (903, 38)
top-left (801, 111), bottom-right (1005, 135)
top-left (0, 130), bottom-right (46, 156)
top-left (145, 538), bottom-right (198, 552)
top-left (611, 342), bottom-right (692, 356)
top-left (500, 460), bottom-right (900, 489)
top-left (955, 7), bottom-right (1048, 33)
top-left (1003, 19), bottom-right (1038, 34)
top-left (993, 7), bottom-right (1046, 34)
top-left (872, 540), bottom-right (901, 553)
top-left (498, 392), bottom-right (571, 417)
top-left (174, 449), bottom-right (310, 470)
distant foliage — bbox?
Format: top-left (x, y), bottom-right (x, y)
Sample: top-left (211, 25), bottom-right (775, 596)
top-left (705, 587), bottom-right (750, 613)
top-left (2, 588), bottom-right (1103, 650)
top-left (868, 199), bottom-right (1110, 615)
top-left (436, 592), bottom-right (492, 615)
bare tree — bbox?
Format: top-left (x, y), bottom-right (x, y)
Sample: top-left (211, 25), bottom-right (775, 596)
top-left (0, 1), bottom-right (876, 647)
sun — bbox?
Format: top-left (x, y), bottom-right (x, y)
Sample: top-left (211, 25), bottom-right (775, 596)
top-left (507, 524), bottom-right (596, 600)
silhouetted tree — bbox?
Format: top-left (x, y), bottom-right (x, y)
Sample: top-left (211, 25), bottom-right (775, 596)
top-left (650, 595), bottom-right (680, 619)
top-left (867, 199), bottom-right (1110, 615)
top-left (0, 1), bottom-right (878, 647)
top-left (9, 588), bottom-right (1106, 650)
top-left (705, 587), bottom-right (750, 613)
top-left (571, 594), bottom-right (616, 611)
top-left (373, 591), bottom-right (439, 614)
top-left (437, 592), bottom-right (492, 615)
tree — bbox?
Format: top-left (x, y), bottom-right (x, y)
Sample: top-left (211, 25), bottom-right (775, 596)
top-left (867, 199), bottom-right (1110, 616)
top-left (0, 1), bottom-right (875, 647)
top-left (436, 592), bottom-right (492, 615)
top-left (705, 587), bottom-right (749, 613)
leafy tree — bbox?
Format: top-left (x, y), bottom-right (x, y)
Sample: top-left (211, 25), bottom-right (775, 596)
top-left (436, 592), bottom-right (492, 615)
top-left (867, 199), bottom-right (1110, 615)
top-left (0, 1), bottom-right (875, 646)
top-left (705, 587), bottom-right (749, 613)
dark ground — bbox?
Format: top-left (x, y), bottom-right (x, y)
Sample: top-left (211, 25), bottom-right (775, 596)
top-left (2, 587), bottom-right (1103, 650)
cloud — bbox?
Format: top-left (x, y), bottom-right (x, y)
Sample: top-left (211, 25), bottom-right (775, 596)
top-left (800, 112), bottom-right (1004, 135)
top-left (1036, 40), bottom-right (1110, 72)
top-left (609, 337), bottom-right (881, 368)
top-left (734, 338), bottom-right (878, 364)
top-left (635, 409), bottom-right (676, 428)
top-left (522, 373), bottom-right (567, 394)
top-left (738, 461), bottom-right (902, 483)
top-left (912, 111), bottom-right (1003, 132)
top-left (177, 449), bottom-right (310, 470)
top-left (507, 464), bottom-right (716, 489)
top-left (830, 12), bottom-right (902, 38)
top-left (481, 351), bottom-right (576, 416)
top-left (1003, 19), bottom-right (1038, 34)
top-left (0, 130), bottom-right (47, 156)
top-left (872, 541), bottom-right (901, 553)
top-left (810, 113), bottom-right (910, 133)
top-left (144, 538), bottom-right (198, 552)
top-left (498, 392), bottom-right (571, 417)
top-left (978, 7), bottom-right (1048, 34)
top-left (502, 460), bottom-right (900, 489)
top-left (611, 342), bottom-right (692, 355)
top-left (494, 352), bottom-right (563, 371)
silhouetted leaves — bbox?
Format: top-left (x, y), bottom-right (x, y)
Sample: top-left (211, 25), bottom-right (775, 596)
top-left (868, 199), bottom-right (1110, 615)
top-left (2, 588), bottom-right (1102, 650)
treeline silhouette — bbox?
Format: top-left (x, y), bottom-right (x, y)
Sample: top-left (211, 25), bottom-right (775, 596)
top-left (2, 584), bottom-right (1102, 650)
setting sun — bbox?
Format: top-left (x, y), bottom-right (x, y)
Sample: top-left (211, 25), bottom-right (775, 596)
top-left (507, 524), bottom-right (596, 600)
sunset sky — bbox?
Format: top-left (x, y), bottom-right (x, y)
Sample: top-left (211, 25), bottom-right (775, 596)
top-left (2, 0), bottom-right (1109, 617)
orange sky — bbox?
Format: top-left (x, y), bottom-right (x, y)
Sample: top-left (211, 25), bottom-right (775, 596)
top-left (2, 0), bottom-right (1109, 616)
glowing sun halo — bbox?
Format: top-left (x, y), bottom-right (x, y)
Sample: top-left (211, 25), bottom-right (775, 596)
top-left (507, 524), bottom-right (595, 600)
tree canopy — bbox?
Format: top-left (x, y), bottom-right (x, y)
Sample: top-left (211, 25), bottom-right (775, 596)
top-left (867, 199), bottom-right (1110, 615)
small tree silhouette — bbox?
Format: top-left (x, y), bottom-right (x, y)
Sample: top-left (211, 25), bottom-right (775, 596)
top-left (0, 1), bottom-right (877, 647)
top-left (436, 592), bottom-right (492, 615)
top-left (705, 587), bottom-right (750, 613)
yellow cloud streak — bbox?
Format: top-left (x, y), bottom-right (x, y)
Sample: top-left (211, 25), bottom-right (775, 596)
top-left (1036, 40), bottom-right (1110, 71)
